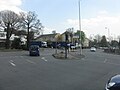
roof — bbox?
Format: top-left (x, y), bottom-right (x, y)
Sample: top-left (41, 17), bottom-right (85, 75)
top-left (61, 31), bottom-right (73, 35)
top-left (35, 33), bottom-right (59, 40)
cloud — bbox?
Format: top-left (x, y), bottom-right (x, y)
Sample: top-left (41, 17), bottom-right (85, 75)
top-left (66, 12), bottom-right (120, 38)
top-left (98, 10), bottom-right (108, 15)
top-left (43, 27), bottom-right (56, 34)
top-left (0, 0), bottom-right (22, 13)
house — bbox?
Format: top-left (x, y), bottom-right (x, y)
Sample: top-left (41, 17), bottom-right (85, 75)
top-left (0, 32), bottom-right (6, 47)
top-left (61, 32), bottom-right (73, 42)
top-left (72, 35), bottom-right (79, 43)
top-left (83, 38), bottom-right (90, 48)
top-left (0, 31), bottom-right (27, 47)
top-left (35, 33), bottom-right (60, 42)
top-left (61, 31), bottom-right (90, 47)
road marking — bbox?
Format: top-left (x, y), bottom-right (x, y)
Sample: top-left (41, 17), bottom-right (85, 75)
top-left (26, 59), bottom-right (36, 64)
top-left (10, 62), bottom-right (16, 66)
top-left (9, 60), bottom-right (16, 67)
top-left (104, 59), bottom-right (107, 63)
top-left (19, 56), bottom-right (23, 58)
top-left (85, 58), bottom-right (120, 66)
top-left (10, 60), bottom-right (13, 62)
top-left (41, 57), bottom-right (48, 62)
top-left (81, 58), bottom-right (85, 60)
top-left (107, 62), bottom-right (120, 66)
top-left (44, 59), bottom-right (48, 62)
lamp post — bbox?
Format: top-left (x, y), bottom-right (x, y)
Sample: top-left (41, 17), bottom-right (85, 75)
top-left (78, 0), bottom-right (82, 55)
top-left (105, 27), bottom-right (110, 42)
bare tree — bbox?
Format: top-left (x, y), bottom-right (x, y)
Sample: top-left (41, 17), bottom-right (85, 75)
top-left (94, 34), bottom-right (102, 43)
top-left (66, 28), bottom-right (74, 43)
top-left (0, 10), bottom-right (20, 49)
top-left (56, 34), bottom-right (62, 42)
top-left (20, 11), bottom-right (43, 49)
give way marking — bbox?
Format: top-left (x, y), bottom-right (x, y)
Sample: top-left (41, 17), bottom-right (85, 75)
top-left (41, 57), bottom-right (48, 62)
top-left (9, 60), bottom-right (16, 67)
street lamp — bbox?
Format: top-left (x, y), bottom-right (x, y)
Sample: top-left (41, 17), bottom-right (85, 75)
top-left (78, 0), bottom-right (82, 55)
top-left (105, 27), bottom-right (110, 42)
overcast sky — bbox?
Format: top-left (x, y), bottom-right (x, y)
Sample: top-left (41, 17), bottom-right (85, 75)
top-left (0, 0), bottom-right (120, 38)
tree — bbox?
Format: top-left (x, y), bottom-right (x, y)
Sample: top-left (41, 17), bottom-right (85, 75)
top-left (11, 38), bottom-right (21, 49)
top-left (100, 35), bottom-right (108, 47)
top-left (16, 30), bottom-right (27, 36)
top-left (89, 39), bottom-right (97, 47)
top-left (111, 40), bottom-right (118, 47)
top-left (56, 34), bottom-right (62, 42)
top-left (118, 39), bottom-right (120, 49)
top-left (29, 31), bottom-right (34, 40)
top-left (66, 28), bottom-right (74, 43)
top-left (20, 11), bottom-right (43, 49)
top-left (74, 30), bottom-right (86, 45)
top-left (94, 34), bottom-right (102, 43)
top-left (0, 10), bottom-right (20, 49)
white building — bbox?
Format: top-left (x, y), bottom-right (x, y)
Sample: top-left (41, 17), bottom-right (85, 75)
top-left (0, 31), bottom-right (27, 47)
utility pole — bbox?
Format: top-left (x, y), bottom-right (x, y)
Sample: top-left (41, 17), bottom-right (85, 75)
top-left (78, 0), bottom-right (82, 55)
top-left (65, 31), bottom-right (68, 58)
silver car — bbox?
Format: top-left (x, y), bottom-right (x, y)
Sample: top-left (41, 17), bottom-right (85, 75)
top-left (90, 47), bottom-right (96, 52)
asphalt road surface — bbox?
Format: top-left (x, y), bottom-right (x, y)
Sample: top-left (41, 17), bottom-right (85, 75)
top-left (0, 48), bottom-right (120, 90)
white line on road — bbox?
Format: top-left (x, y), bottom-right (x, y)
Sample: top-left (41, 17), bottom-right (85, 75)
top-left (85, 58), bottom-right (120, 66)
top-left (41, 57), bottom-right (48, 62)
top-left (26, 59), bottom-right (36, 64)
top-left (104, 59), bottom-right (107, 63)
top-left (9, 60), bottom-right (16, 67)
top-left (10, 62), bottom-right (16, 66)
top-left (10, 60), bottom-right (13, 62)
top-left (81, 58), bottom-right (85, 60)
top-left (44, 59), bottom-right (48, 62)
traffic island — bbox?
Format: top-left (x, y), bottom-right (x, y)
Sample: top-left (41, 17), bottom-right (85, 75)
top-left (52, 52), bottom-right (66, 59)
top-left (52, 51), bottom-right (85, 60)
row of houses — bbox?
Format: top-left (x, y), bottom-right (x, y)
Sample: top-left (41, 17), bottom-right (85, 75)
top-left (35, 31), bottom-right (89, 48)
top-left (0, 31), bottom-right (90, 48)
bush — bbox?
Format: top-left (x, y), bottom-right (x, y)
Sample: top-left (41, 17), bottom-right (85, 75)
top-left (11, 38), bottom-right (21, 49)
top-left (21, 44), bottom-right (28, 50)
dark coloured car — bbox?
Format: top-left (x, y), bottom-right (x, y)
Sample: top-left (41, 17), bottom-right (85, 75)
top-left (29, 45), bottom-right (40, 56)
top-left (105, 74), bottom-right (120, 90)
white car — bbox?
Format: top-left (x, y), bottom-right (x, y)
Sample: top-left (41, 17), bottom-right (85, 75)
top-left (90, 47), bottom-right (96, 52)
top-left (41, 41), bottom-right (47, 48)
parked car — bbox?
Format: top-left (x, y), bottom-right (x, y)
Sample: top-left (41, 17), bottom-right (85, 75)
top-left (105, 74), bottom-right (120, 90)
top-left (29, 45), bottom-right (40, 56)
top-left (67, 43), bottom-right (76, 49)
top-left (90, 47), bottom-right (96, 52)
top-left (41, 41), bottom-right (47, 48)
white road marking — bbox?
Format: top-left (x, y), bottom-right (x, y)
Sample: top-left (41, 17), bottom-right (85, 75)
top-left (10, 62), bottom-right (16, 66)
top-left (85, 58), bottom-right (120, 66)
top-left (41, 57), bottom-right (45, 59)
top-left (107, 62), bottom-right (120, 66)
top-left (81, 58), bottom-right (85, 60)
top-left (41, 57), bottom-right (48, 62)
top-left (26, 59), bottom-right (36, 64)
top-left (44, 59), bottom-right (48, 62)
top-left (104, 59), bottom-right (107, 63)
top-left (9, 60), bottom-right (16, 66)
